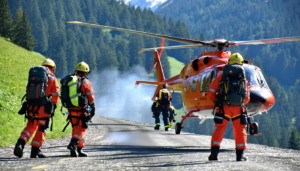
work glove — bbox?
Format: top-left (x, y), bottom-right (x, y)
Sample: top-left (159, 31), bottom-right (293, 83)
top-left (90, 102), bottom-right (96, 118)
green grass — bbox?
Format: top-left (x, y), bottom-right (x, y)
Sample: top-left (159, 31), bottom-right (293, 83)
top-left (174, 108), bottom-right (187, 122)
top-left (0, 37), bottom-right (71, 147)
top-left (168, 56), bottom-right (185, 77)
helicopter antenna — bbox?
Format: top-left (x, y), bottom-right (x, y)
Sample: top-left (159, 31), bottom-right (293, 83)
top-left (248, 54), bottom-right (252, 64)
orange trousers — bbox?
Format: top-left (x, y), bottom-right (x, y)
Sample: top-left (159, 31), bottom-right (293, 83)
top-left (19, 118), bottom-right (49, 148)
top-left (69, 110), bottom-right (87, 148)
top-left (18, 105), bottom-right (50, 148)
top-left (211, 105), bottom-right (247, 149)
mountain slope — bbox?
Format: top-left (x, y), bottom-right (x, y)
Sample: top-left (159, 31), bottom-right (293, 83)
top-left (156, 0), bottom-right (300, 85)
top-left (121, 0), bottom-right (167, 11)
top-left (0, 37), bottom-right (71, 147)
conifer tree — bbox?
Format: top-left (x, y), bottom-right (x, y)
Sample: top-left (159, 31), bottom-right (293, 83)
top-left (160, 50), bottom-right (170, 79)
top-left (25, 0), bottom-right (47, 53)
top-left (0, 0), bottom-right (13, 38)
top-left (66, 42), bottom-right (78, 74)
top-left (129, 34), bottom-right (145, 67)
top-left (280, 128), bottom-right (290, 148)
top-left (116, 50), bottom-right (128, 71)
top-left (12, 9), bottom-right (36, 51)
top-left (55, 47), bottom-right (68, 77)
top-left (288, 127), bottom-right (300, 150)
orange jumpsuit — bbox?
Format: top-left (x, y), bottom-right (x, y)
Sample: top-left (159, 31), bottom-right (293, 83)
top-left (207, 72), bottom-right (250, 150)
top-left (18, 66), bottom-right (59, 148)
top-left (68, 75), bottom-right (95, 148)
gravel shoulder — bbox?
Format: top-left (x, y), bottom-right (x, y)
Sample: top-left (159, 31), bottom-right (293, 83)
top-left (0, 115), bottom-right (299, 171)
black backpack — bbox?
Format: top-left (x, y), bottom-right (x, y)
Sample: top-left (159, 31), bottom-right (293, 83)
top-left (60, 75), bottom-right (88, 108)
top-left (217, 64), bottom-right (247, 106)
top-left (159, 89), bottom-right (171, 105)
top-left (26, 66), bottom-right (51, 105)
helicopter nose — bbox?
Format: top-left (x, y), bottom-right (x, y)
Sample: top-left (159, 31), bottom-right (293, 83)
top-left (247, 90), bottom-right (267, 112)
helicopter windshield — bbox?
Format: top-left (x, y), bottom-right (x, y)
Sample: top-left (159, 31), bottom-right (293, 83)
top-left (244, 67), bottom-right (269, 89)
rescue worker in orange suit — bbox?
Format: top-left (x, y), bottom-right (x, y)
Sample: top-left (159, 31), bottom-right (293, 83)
top-left (67, 62), bottom-right (95, 157)
top-left (168, 105), bottom-right (176, 128)
top-left (154, 84), bottom-right (172, 131)
top-left (151, 98), bottom-right (159, 118)
top-left (14, 59), bottom-right (59, 158)
top-left (207, 53), bottom-right (250, 161)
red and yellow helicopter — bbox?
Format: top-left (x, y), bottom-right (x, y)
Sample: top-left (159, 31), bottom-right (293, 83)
top-left (68, 21), bottom-right (300, 135)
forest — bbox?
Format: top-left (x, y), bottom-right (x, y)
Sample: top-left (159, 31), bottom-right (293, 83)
top-left (1, 0), bottom-right (300, 150)
top-left (156, 0), bottom-right (300, 150)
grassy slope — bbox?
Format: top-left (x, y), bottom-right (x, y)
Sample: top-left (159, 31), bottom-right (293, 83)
top-left (0, 37), bottom-right (71, 147)
top-left (168, 56), bottom-right (185, 77)
top-left (167, 56), bottom-right (187, 121)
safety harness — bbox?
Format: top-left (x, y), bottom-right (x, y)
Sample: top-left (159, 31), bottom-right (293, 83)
top-left (60, 75), bottom-right (90, 132)
top-left (20, 94), bottom-right (55, 131)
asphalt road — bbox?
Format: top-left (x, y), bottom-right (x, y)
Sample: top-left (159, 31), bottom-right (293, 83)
top-left (0, 115), bottom-right (300, 171)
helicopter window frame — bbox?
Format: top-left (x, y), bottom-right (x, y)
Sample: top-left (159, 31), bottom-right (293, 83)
top-left (200, 72), bottom-right (207, 92)
top-left (244, 67), bottom-right (261, 87)
top-left (205, 71), bottom-right (211, 92)
top-left (186, 78), bottom-right (190, 93)
top-left (192, 76), bottom-right (198, 92)
top-left (210, 69), bottom-right (217, 85)
top-left (257, 69), bottom-right (269, 89)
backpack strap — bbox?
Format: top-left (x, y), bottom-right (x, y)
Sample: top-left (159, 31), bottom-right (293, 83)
top-left (21, 94), bottom-right (26, 103)
top-left (25, 105), bottom-right (41, 124)
top-left (62, 108), bottom-right (86, 132)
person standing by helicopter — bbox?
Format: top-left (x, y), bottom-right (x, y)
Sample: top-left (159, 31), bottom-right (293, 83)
top-left (154, 84), bottom-right (172, 131)
top-left (207, 53), bottom-right (250, 161)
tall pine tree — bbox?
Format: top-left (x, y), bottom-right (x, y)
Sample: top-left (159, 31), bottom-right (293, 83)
top-left (12, 9), bottom-right (36, 51)
top-left (0, 0), bottom-right (13, 38)
top-left (288, 127), bottom-right (300, 150)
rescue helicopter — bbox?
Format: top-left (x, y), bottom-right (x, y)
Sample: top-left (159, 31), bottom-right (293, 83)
top-left (67, 21), bottom-right (300, 135)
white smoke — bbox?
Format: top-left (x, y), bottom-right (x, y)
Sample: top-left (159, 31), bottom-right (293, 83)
top-left (90, 65), bottom-right (156, 124)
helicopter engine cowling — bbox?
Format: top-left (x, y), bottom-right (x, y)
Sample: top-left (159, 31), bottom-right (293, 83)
top-left (191, 57), bottom-right (210, 72)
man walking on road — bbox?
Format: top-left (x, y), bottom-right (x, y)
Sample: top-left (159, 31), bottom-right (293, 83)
top-left (60, 62), bottom-right (95, 157)
top-left (154, 84), bottom-right (172, 131)
top-left (14, 59), bottom-right (59, 158)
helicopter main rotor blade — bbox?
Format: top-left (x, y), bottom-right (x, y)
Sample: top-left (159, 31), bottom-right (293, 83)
top-left (234, 36), bottom-right (300, 45)
top-left (138, 44), bottom-right (206, 54)
top-left (67, 21), bottom-right (204, 45)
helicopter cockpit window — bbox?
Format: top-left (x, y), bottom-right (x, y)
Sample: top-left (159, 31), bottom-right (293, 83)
top-left (192, 76), bottom-right (198, 92)
top-left (244, 67), bottom-right (260, 86)
top-left (257, 70), bottom-right (269, 89)
top-left (205, 72), bottom-right (211, 92)
top-left (200, 72), bottom-right (207, 92)
top-left (186, 78), bottom-right (190, 93)
top-left (210, 69), bottom-right (217, 84)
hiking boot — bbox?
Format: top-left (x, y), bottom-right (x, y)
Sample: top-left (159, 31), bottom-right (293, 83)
top-left (165, 126), bottom-right (169, 131)
top-left (208, 146), bottom-right (219, 161)
top-left (68, 139), bottom-right (79, 157)
top-left (236, 149), bottom-right (247, 161)
top-left (37, 149), bottom-right (46, 158)
top-left (154, 125), bottom-right (160, 130)
top-left (77, 147), bottom-right (88, 157)
top-left (14, 139), bottom-right (25, 158)
top-left (30, 146), bottom-right (46, 158)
